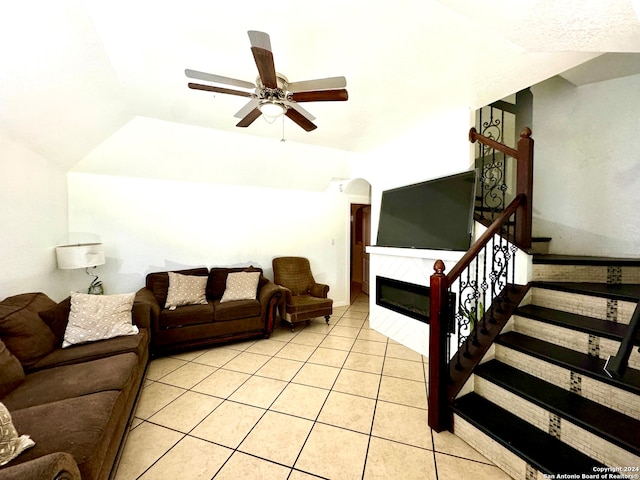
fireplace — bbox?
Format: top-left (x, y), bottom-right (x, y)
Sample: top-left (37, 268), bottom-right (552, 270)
top-left (376, 276), bottom-right (431, 323)
top-left (375, 275), bottom-right (457, 331)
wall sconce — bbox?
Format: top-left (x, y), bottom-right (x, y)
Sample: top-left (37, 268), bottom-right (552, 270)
top-left (56, 242), bottom-right (106, 294)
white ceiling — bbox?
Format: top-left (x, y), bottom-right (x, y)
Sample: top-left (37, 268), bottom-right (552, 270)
top-left (2, 0), bottom-right (640, 171)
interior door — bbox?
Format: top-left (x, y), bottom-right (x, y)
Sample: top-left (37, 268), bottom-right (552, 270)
top-left (362, 206), bottom-right (371, 295)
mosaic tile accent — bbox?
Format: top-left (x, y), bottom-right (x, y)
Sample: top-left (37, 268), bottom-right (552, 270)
top-left (549, 413), bottom-right (561, 439)
top-left (607, 266), bottom-right (622, 284)
top-left (570, 371), bottom-right (582, 394)
top-left (588, 334), bottom-right (600, 357)
top-left (526, 463), bottom-right (537, 480)
top-left (606, 299), bottom-right (618, 323)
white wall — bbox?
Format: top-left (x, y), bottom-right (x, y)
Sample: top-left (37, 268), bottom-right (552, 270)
top-left (0, 135), bottom-right (70, 300)
top-left (353, 107), bottom-right (475, 248)
top-left (531, 74), bottom-right (640, 257)
top-left (68, 172), bottom-right (351, 306)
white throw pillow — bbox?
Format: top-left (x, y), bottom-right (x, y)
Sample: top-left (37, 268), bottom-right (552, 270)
top-left (165, 272), bottom-right (208, 310)
top-left (62, 292), bottom-right (138, 348)
top-left (220, 272), bottom-right (261, 303)
top-left (0, 402), bottom-right (35, 466)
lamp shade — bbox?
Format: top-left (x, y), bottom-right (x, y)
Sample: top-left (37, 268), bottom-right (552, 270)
top-left (56, 243), bottom-right (105, 270)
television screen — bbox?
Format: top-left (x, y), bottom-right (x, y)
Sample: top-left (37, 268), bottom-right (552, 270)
top-left (376, 170), bottom-right (477, 251)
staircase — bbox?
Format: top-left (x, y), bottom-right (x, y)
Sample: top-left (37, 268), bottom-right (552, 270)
top-left (451, 255), bottom-right (640, 479)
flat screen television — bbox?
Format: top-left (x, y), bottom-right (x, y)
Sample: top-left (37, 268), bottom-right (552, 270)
top-left (376, 170), bottom-right (477, 251)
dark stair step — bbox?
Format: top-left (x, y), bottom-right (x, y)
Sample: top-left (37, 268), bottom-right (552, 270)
top-left (475, 360), bottom-right (640, 455)
top-left (453, 393), bottom-right (605, 475)
top-left (515, 304), bottom-right (640, 344)
top-left (533, 254), bottom-right (640, 267)
top-left (532, 281), bottom-right (640, 302)
top-left (496, 331), bottom-right (640, 396)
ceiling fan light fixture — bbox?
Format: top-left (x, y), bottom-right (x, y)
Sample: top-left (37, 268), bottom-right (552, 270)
top-left (259, 101), bottom-right (286, 122)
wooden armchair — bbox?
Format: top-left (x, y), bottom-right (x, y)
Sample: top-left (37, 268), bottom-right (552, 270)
top-left (272, 256), bottom-right (333, 331)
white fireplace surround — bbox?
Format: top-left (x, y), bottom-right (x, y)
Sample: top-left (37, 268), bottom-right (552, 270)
top-left (366, 246), bottom-right (465, 357)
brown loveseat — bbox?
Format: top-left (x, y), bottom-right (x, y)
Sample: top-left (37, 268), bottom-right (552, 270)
top-left (0, 292), bottom-right (150, 480)
top-left (135, 266), bottom-right (282, 355)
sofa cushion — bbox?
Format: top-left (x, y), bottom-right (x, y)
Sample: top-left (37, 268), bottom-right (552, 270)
top-left (27, 329), bottom-right (148, 372)
top-left (0, 293), bottom-right (57, 367)
top-left (213, 299), bottom-right (261, 322)
top-left (0, 340), bottom-right (25, 398)
top-left (2, 353), bottom-right (138, 411)
top-left (9, 391), bottom-right (127, 480)
top-left (146, 267), bottom-right (209, 307)
top-left (165, 272), bottom-right (208, 309)
top-left (63, 292), bottom-right (138, 348)
top-left (0, 401), bottom-right (35, 466)
top-left (207, 266), bottom-right (264, 299)
top-left (38, 296), bottom-right (71, 347)
top-left (220, 271), bottom-right (261, 303)
top-left (158, 303), bottom-right (215, 329)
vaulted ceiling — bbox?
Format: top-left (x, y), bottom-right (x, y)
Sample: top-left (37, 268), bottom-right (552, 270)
top-left (2, 0), bottom-right (640, 172)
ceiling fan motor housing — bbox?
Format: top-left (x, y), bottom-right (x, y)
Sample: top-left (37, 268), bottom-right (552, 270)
top-left (256, 73), bottom-right (291, 104)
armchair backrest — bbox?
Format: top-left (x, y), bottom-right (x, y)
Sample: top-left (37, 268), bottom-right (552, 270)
top-left (272, 257), bottom-right (315, 295)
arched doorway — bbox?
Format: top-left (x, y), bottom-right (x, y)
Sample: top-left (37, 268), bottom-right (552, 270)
top-left (343, 178), bottom-right (372, 304)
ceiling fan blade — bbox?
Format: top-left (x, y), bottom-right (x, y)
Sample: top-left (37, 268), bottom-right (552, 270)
top-left (188, 83), bottom-right (253, 98)
top-left (234, 98), bottom-right (261, 119)
top-left (283, 100), bottom-right (316, 121)
top-left (185, 69), bottom-right (255, 90)
top-left (290, 89), bottom-right (348, 102)
top-left (236, 108), bottom-right (262, 128)
top-left (247, 31), bottom-right (272, 51)
top-left (286, 108), bottom-right (317, 132)
top-left (251, 47), bottom-right (277, 89)
top-left (288, 76), bottom-right (347, 93)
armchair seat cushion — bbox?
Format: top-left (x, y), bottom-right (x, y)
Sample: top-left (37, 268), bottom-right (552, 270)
top-left (158, 302), bottom-right (214, 329)
top-left (287, 296), bottom-right (333, 314)
top-left (213, 299), bottom-right (261, 322)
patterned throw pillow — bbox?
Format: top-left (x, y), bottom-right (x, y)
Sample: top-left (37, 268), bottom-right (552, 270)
top-left (0, 402), bottom-right (34, 466)
top-left (62, 292), bottom-right (138, 348)
top-left (220, 272), bottom-right (261, 303)
top-left (165, 272), bottom-right (208, 310)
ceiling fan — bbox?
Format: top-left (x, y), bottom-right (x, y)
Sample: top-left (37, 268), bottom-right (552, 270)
top-left (185, 30), bottom-right (348, 132)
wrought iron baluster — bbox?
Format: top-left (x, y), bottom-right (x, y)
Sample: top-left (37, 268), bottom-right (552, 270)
top-left (480, 242), bottom-right (489, 335)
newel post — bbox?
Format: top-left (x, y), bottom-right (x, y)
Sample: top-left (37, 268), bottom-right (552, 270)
top-left (515, 127), bottom-right (534, 250)
top-left (428, 260), bottom-right (450, 432)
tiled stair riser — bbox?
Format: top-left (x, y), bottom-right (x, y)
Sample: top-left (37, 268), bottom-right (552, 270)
top-left (495, 345), bottom-right (640, 421)
top-left (511, 316), bottom-right (640, 370)
top-left (473, 376), bottom-right (640, 469)
top-left (532, 265), bottom-right (608, 283)
top-left (530, 287), bottom-right (636, 324)
top-left (453, 414), bottom-right (531, 480)
top-left (532, 265), bottom-right (640, 283)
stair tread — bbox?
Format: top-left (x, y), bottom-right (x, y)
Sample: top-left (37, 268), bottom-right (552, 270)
top-left (453, 392), bottom-right (604, 475)
top-left (515, 304), bottom-right (640, 344)
top-left (533, 254), bottom-right (640, 267)
top-left (476, 360), bottom-right (640, 454)
top-left (497, 331), bottom-right (640, 395)
top-left (533, 281), bottom-right (640, 302)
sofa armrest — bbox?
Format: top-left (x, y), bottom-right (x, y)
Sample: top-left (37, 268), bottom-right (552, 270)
top-left (309, 283), bottom-right (330, 298)
top-left (135, 287), bottom-right (160, 321)
top-left (0, 452), bottom-right (81, 480)
top-left (257, 281), bottom-right (283, 333)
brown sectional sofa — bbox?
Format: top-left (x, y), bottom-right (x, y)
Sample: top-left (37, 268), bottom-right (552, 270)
top-left (0, 292), bottom-right (150, 480)
top-left (136, 266), bottom-right (283, 355)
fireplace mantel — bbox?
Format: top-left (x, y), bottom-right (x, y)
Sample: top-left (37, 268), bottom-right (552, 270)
top-left (366, 245), bottom-right (465, 357)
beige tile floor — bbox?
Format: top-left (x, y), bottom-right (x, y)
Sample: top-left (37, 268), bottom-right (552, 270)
top-left (115, 293), bottom-right (511, 480)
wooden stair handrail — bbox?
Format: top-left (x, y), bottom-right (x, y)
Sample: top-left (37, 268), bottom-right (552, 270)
top-left (469, 127), bottom-right (518, 158)
top-left (447, 194), bottom-right (525, 283)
